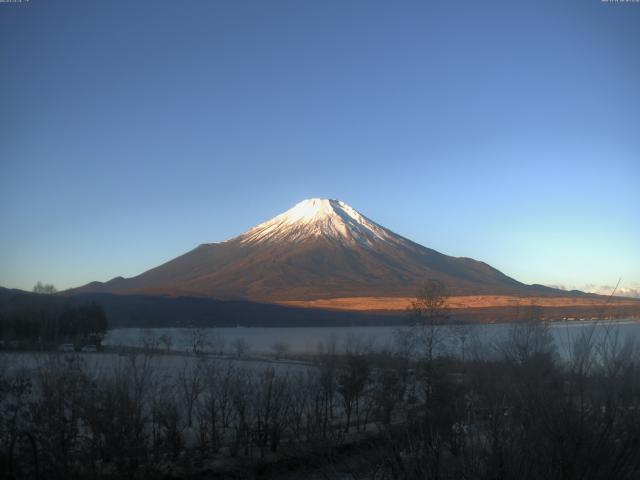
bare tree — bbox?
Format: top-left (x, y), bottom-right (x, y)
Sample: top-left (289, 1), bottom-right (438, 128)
top-left (337, 353), bottom-right (370, 432)
top-left (253, 367), bottom-right (291, 456)
top-left (210, 329), bottom-right (226, 355)
top-left (407, 279), bottom-right (451, 362)
top-left (229, 368), bottom-right (253, 457)
top-left (288, 370), bottom-right (315, 440)
top-left (180, 358), bottom-right (205, 428)
top-left (231, 338), bottom-right (250, 358)
top-left (154, 393), bottom-right (184, 460)
top-left (498, 319), bottom-right (556, 365)
top-left (81, 355), bottom-right (151, 478)
top-left (270, 341), bottom-right (290, 360)
top-left (448, 321), bottom-right (474, 363)
top-left (191, 327), bottom-right (209, 354)
top-left (0, 368), bottom-right (33, 479)
top-left (372, 355), bottom-right (410, 425)
top-left (140, 328), bottom-right (160, 352)
top-left (33, 282), bottom-right (57, 294)
top-left (344, 332), bottom-right (375, 356)
top-left (197, 361), bottom-right (235, 455)
top-left (159, 333), bottom-right (172, 353)
top-left (317, 333), bottom-right (340, 435)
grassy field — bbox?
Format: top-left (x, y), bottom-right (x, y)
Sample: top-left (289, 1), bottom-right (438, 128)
top-left (279, 294), bottom-right (640, 312)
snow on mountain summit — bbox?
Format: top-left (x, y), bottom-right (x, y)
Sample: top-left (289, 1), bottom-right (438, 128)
top-left (73, 197), bottom-right (541, 301)
top-left (238, 198), bottom-right (401, 246)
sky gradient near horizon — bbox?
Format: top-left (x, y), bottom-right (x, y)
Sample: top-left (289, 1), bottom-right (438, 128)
top-left (1, 0), bottom-right (639, 296)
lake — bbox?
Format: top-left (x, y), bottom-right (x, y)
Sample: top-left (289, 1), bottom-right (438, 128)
top-left (104, 318), bottom-right (640, 358)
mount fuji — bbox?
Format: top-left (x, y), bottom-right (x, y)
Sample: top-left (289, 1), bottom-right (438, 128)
top-left (74, 199), bottom-right (565, 302)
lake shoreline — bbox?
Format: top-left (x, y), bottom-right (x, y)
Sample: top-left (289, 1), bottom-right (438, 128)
top-left (103, 318), bottom-right (640, 359)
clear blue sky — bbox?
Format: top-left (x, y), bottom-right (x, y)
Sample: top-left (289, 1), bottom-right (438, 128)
top-left (1, 0), bottom-right (638, 296)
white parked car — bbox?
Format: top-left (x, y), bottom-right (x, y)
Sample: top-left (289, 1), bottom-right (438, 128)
top-left (81, 344), bottom-right (97, 353)
top-left (59, 344), bottom-right (75, 353)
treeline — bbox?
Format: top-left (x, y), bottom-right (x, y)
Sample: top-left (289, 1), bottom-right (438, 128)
top-left (2, 320), bottom-right (640, 479)
top-left (71, 291), bottom-right (407, 328)
top-left (0, 290), bottom-right (108, 346)
top-left (45, 292), bottom-right (640, 329)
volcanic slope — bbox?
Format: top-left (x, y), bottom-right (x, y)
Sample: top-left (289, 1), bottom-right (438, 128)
top-left (75, 198), bottom-right (571, 301)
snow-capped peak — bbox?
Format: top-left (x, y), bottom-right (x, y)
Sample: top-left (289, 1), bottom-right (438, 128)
top-left (238, 198), bottom-right (401, 246)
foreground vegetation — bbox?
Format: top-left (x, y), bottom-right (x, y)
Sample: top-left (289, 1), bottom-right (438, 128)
top-left (2, 315), bottom-right (640, 479)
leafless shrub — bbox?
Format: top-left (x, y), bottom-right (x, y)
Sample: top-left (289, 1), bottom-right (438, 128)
top-left (253, 367), bottom-right (291, 455)
top-left (270, 341), bottom-right (290, 360)
top-left (159, 333), bottom-right (172, 353)
top-left (141, 329), bottom-right (160, 353)
top-left (191, 327), bottom-right (209, 354)
top-left (210, 330), bottom-right (226, 355)
top-left (180, 358), bottom-right (205, 428)
top-left (231, 338), bottom-right (250, 358)
top-left (196, 361), bottom-right (234, 455)
top-left (337, 353), bottom-right (370, 432)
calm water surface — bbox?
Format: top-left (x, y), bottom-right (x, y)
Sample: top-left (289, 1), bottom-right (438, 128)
top-left (104, 319), bottom-right (640, 358)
